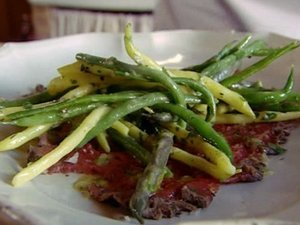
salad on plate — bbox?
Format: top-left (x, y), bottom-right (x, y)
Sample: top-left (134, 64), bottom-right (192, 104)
top-left (0, 24), bottom-right (300, 224)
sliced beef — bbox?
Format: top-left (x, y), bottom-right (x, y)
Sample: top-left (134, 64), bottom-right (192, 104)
top-left (30, 120), bottom-right (299, 220)
top-left (142, 175), bottom-right (219, 219)
top-left (214, 120), bottom-right (298, 183)
top-left (47, 143), bottom-right (220, 219)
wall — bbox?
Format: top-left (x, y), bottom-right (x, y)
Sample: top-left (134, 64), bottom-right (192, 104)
top-left (0, 0), bottom-right (33, 42)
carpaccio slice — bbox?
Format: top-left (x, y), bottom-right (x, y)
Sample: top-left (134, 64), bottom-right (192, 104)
top-left (29, 120), bottom-right (299, 219)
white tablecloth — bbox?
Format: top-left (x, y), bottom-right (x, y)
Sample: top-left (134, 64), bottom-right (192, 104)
top-left (153, 0), bottom-right (300, 39)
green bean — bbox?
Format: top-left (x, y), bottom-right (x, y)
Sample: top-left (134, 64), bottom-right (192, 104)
top-left (286, 92), bottom-right (300, 101)
top-left (199, 39), bottom-right (268, 81)
top-left (168, 69), bottom-right (255, 118)
top-left (123, 121), bottom-right (236, 180)
top-left (6, 102), bottom-right (104, 127)
top-left (5, 91), bottom-right (144, 121)
top-left (265, 92), bottom-right (300, 112)
top-left (79, 91), bottom-right (207, 147)
top-left (173, 77), bottom-right (216, 122)
top-left (129, 131), bottom-right (173, 224)
top-left (0, 85), bottom-right (97, 151)
top-left (79, 93), bottom-right (170, 146)
top-left (153, 103), bottom-right (233, 160)
top-left (215, 111), bottom-right (300, 123)
top-left (76, 53), bottom-right (186, 109)
top-left (183, 35), bottom-right (252, 72)
top-left (221, 41), bottom-right (300, 87)
top-left (233, 67), bottom-right (294, 106)
top-left (107, 128), bottom-right (150, 166)
top-left (123, 24), bottom-right (188, 128)
top-left (0, 124), bottom-right (53, 151)
top-left (78, 53), bottom-right (190, 128)
top-left (0, 90), bottom-right (68, 108)
top-left (3, 92), bottom-right (202, 127)
top-left (171, 146), bottom-right (235, 181)
top-left (12, 105), bottom-right (110, 187)
top-left (78, 91), bottom-right (233, 161)
top-left (96, 132), bottom-right (110, 152)
top-left (124, 23), bottom-right (162, 71)
top-left (256, 99), bottom-right (300, 112)
top-left (108, 125), bottom-right (174, 176)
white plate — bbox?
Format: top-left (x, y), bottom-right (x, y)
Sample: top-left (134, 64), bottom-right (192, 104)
top-left (0, 31), bottom-right (300, 225)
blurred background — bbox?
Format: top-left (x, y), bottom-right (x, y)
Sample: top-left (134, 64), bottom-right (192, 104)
top-left (0, 0), bottom-right (159, 42)
top-left (1, 0), bottom-right (300, 43)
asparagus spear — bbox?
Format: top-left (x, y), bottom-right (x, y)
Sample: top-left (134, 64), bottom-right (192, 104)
top-left (123, 120), bottom-right (236, 180)
top-left (129, 131), bottom-right (173, 224)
